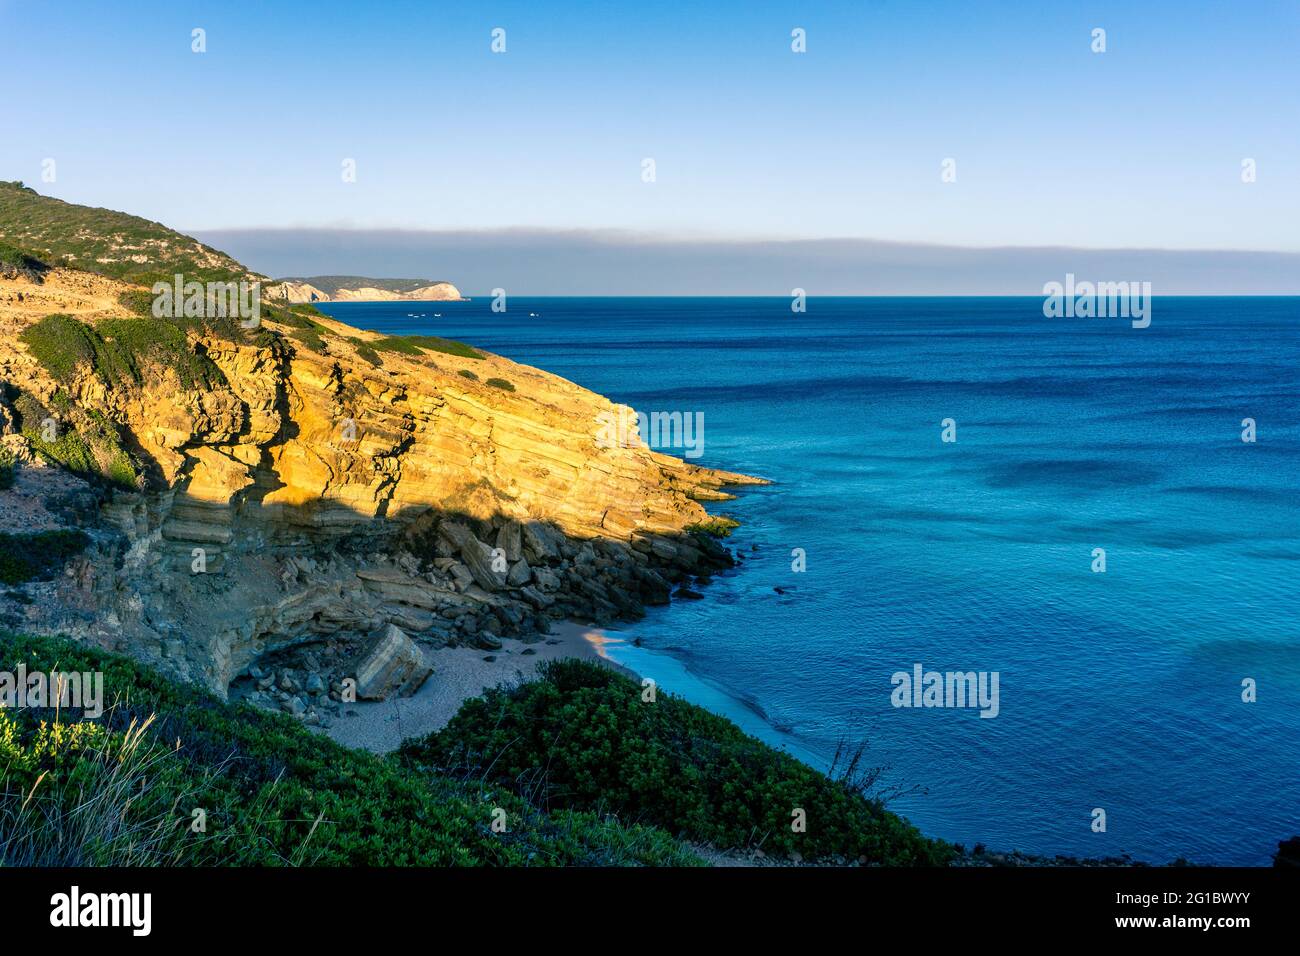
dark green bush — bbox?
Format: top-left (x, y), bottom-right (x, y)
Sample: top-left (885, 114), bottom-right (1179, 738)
top-left (18, 314), bottom-right (113, 385)
top-left (458, 369), bottom-right (478, 381)
top-left (405, 336), bottom-right (482, 360)
top-left (372, 335), bottom-right (482, 360)
top-left (117, 288), bottom-right (156, 316)
top-left (0, 241), bottom-right (49, 282)
top-left (485, 377), bottom-right (515, 392)
top-left (19, 313), bottom-right (223, 392)
top-left (0, 447), bottom-right (14, 489)
top-left (14, 391), bottom-right (139, 489)
top-left (345, 337), bottom-right (382, 367)
top-left (401, 659), bottom-right (952, 865)
top-left (289, 326), bottom-right (326, 353)
top-left (0, 530), bottom-right (90, 585)
top-left (0, 632), bottom-right (702, 867)
top-left (96, 317), bottom-right (225, 390)
top-left (370, 336), bottom-right (425, 357)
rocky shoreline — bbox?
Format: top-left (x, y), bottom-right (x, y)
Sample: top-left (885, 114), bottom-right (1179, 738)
top-left (221, 509), bottom-right (747, 732)
top-left (1, 260), bottom-right (765, 719)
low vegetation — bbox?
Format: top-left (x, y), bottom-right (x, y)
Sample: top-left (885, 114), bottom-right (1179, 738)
top-left (0, 240), bottom-right (49, 283)
top-left (0, 634), bottom-right (955, 867)
top-left (289, 325), bottom-right (326, 353)
top-left (400, 659), bottom-right (952, 865)
top-left (485, 377), bottom-right (515, 392)
top-left (0, 447), bottom-right (14, 490)
top-left (371, 335), bottom-right (482, 360)
top-left (345, 337), bottom-right (382, 367)
top-left (11, 390), bottom-right (140, 488)
top-left (0, 531), bottom-right (90, 585)
top-left (686, 516), bottom-right (740, 538)
top-left (19, 313), bottom-right (225, 392)
top-left (0, 180), bottom-right (248, 285)
top-left (0, 633), bottom-right (701, 867)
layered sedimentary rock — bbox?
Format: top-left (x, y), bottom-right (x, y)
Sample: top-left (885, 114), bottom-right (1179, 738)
top-left (264, 280), bottom-right (464, 303)
top-left (350, 623), bottom-right (433, 700)
top-left (0, 271), bottom-right (762, 698)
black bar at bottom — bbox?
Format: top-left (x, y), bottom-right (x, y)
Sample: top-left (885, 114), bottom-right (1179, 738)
top-left (1, 865), bottom-right (1293, 941)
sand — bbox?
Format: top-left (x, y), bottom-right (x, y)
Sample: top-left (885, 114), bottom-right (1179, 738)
top-left (323, 621), bottom-right (632, 754)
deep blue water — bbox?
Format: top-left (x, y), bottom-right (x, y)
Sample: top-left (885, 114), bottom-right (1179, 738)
top-left (318, 296), bottom-right (1300, 865)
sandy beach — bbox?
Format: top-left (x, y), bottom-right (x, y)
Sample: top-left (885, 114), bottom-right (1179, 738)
top-left (324, 621), bottom-right (631, 753)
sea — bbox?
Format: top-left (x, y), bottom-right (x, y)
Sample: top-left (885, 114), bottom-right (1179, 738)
top-left (316, 296), bottom-right (1300, 866)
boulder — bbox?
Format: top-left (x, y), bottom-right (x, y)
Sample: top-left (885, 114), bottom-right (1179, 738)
top-left (532, 567), bottom-right (562, 592)
top-left (448, 563), bottom-right (475, 589)
top-left (349, 624), bottom-right (433, 700)
top-left (522, 520), bottom-right (564, 562)
top-left (496, 520), bottom-right (523, 562)
top-left (474, 631), bottom-right (503, 651)
top-left (439, 520), bottom-right (507, 590)
top-left (520, 586), bottom-right (555, 609)
top-left (506, 557), bottom-right (532, 588)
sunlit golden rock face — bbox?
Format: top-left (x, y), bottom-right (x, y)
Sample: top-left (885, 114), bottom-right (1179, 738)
top-left (1, 270), bottom-right (762, 694)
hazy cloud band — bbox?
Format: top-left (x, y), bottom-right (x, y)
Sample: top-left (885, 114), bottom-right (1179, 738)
top-left (192, 228), bottom-right (1300, 296)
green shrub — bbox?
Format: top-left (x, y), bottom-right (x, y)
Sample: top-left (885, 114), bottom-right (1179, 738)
top-left (401, 659), bottom-right (951, 865)
top-left (372, 336), bottom-right (482, 360)
top-left (18, 313), bottom-right (223, 392)
top-left (96, 317), bottom-right (225, 390)
top-left (404, 336), bottom-right (482, 360)
top-left (458, 369), bottom-right (478, 381)
top-left (14, 391), bottom-right (139, 489)
top-left (289, 326), bottom-right (325, 353)
top-left (0, 530), bottom-right (90, 585)
top-left (18, 314), bottom-right (115, 385)
top-left (0, 447), bottom-right (14, 490)
top-left (485, 377), bottom-right (515, 392)
top-left (273, 306), bottom-right (325, 331)
top-left (0, 632), bottom-right (703, 867)
top-left (116, 288), bottom-right (156, 316)
top-left (686, 516), bottom-right (740, 538)
top-left (370, 336), bottom-right (425, 357)
top-left (345, 337), bottom-right (382, 367)
top-left (0, 241), bottom-right (49, 282)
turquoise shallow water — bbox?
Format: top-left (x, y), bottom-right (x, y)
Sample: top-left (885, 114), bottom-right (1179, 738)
top-left (319, 296), bottom-right (1300, 864)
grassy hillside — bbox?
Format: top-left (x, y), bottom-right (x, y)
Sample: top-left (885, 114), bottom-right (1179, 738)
top-left (0, 633), bottom-right (950, 866)
top-left (0, 632), bottom-right (700, 866)
top-left (0, 181), bottom-right (251, 285)
top-left (0, 186), bottom-right (482, 488)
top-left (401, 659), bottom-right (952, 865)
top-left (285, 275), bottom-right (452, 294)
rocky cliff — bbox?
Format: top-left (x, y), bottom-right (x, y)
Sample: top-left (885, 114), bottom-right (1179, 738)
top-left (0, 264), bottom-right (761, 706)
top-left (268, 277), bottom-right (464, 303)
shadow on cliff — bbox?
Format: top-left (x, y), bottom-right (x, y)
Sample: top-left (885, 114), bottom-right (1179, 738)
top-left (132, 478), bottom-right (762, 682)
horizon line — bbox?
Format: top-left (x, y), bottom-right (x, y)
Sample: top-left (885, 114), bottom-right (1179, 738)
top-left (189, 225), bottom-right (1300, 258)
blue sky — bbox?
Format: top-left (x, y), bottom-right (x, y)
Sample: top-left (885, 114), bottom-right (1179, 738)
top-left (2, 0), bottom-right (1298, 260)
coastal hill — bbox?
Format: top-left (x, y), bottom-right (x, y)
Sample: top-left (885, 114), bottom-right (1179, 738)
top-left (0, 184), bottom-right (1228, 868)
top-left (0, 183), bottom-right (957, 868)
top-left (0, 184), bottom-right (758, 704)
top-left (0, 180), bottom-right (251, 285)
top-left (271, 275), bottom-right (464, 303)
